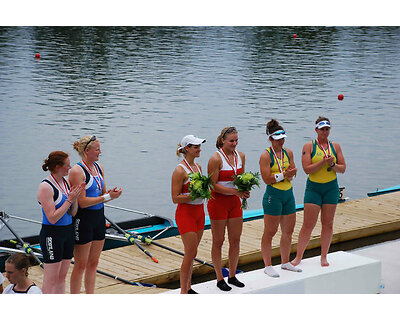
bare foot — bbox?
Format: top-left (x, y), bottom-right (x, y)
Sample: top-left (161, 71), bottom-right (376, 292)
top-left (291, 258), bottom-right (301, 266)
top-left (321, 258), bottom-right (330, 267)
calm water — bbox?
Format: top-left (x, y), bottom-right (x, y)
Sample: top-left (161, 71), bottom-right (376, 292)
top-left (0, 26), bottom-right (399, 240)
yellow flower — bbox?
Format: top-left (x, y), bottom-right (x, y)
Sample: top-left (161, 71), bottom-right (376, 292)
top-left (193, 180), bottom-right (203, 191)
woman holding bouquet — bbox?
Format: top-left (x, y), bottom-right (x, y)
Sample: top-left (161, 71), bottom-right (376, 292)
top-left (292, 117), bottom-right (346, 267)
top-left (171, 134), bottom-right (207, 294)
top-left (260, 119), bottom-right (300, 278)
top-left (207, 127), bottom-right (249, 291)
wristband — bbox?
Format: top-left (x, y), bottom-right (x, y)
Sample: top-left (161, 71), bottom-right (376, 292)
top-left (103, 193), bottom-right (111, 202)
top-left (66, 199), bottom-right (73, 205)
top-left (274, 173), bottom-right (284, 182)
top-left (330, 162), bottom-right (336, 168)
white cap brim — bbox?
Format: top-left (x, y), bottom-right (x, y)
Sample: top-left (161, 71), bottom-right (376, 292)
top-left (315, 121), bottom-right (331, 129)
top-left (178, 135), bottom-right (206, 150)
top-left (270, 133), bottom-right (287, 140)
top-left (316, 124), bottom-right (331, 129)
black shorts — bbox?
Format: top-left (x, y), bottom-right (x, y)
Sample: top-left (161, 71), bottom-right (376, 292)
top-left (39, 224), bottom-right (74, 264)
top-left (73, 207), bottom-right (106, 245)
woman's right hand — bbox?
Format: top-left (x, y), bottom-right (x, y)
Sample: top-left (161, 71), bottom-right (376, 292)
top-left (236, 190), bottom-right (250, 199)
top-left (285, 167), bottom-right (298, 179)
top-left (324, 156), bottom-right (335, 167)
top-left (68, 183), bottom-right (85, 202)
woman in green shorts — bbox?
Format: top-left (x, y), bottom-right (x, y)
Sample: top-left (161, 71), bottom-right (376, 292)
top-left (260, 119), bottom-right (300, 277)
top-left (292, 116), bottom-right (346, 267)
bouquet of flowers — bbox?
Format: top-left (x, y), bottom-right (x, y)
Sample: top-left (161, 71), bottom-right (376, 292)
top-left (188, 172), bottom-right (214, 201)
top-left (233, 171), bottom-right (261, 209)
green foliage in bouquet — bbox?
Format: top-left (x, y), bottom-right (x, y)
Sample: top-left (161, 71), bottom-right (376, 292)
top-left (188, 172), bottom-right (214, 201)
top-left (233, 171), bottom-right (261, 209)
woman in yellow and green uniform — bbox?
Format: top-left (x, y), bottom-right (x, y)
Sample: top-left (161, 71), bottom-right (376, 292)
top-left (260, 119), bottom-right (301, 278)
top-left (292, 116), bottom-right (346, 268)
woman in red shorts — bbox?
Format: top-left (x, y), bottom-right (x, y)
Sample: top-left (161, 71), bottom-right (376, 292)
top-left (207, 127), bottom-right (250, 291)
top-left (171, 134), bottom-right (206, 294)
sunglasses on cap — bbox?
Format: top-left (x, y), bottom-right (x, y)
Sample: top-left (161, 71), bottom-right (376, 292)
top-left (315, 121), bottom-right (331, 129)
top-left (84, 136), bottom-right (96, 151)
top-left (272, 130), bottom-right (285, 136)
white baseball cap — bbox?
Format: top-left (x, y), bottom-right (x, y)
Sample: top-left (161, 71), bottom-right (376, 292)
top-left (178, 135), bottom-right (206, 150)
top-left (268, 130), bottom-right (287, 140)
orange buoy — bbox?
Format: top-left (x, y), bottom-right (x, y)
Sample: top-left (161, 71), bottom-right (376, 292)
top-left (338, 94), bottom-right (344, 101)
top-left (293, 34), bottom-right (297, 39)
top-left (35, 53), bottom-right (40, 59)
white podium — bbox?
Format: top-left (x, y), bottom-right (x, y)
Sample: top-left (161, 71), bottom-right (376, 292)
top-left (163, 251), bottom-right (381, 294)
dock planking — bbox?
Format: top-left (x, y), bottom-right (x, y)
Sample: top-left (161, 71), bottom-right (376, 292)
top-left (3, 191), bottom-right (399, 293)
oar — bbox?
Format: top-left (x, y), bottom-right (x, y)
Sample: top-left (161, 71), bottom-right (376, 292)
top-left (0, 246), bottom-right (43, 258)
top-left (12, 240), bottom-right (156, 288)
top-left (70, 261), bottom-right (155, 288)
top-left (0, 212), bottom-right (9, 231)
top-left (106, 232), bottom-right (234, 277)
top-left (104, 215), bottom-right (159, 263)
top-left (2, 212), bottom-right (159, 264)
top-left (2, 213), bottom-right (41, 225)
top-left (104, 203), bottom-right (175, 239)
top-left (0, 211), bottom-right (43, 268)
top-left (1, 212), bottom-right (156, 288)
top-left (137, 235), bottom-right (237, 276)
top-left (136, 235), bottom-right (215, 268)
top-left (106, 233), bottom-right (212, 268)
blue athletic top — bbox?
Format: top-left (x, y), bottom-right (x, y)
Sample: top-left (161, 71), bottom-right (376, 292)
top-left (78, 162), bottom-right (104, 210)
top-left (41, 178), bottom-right (72, 226)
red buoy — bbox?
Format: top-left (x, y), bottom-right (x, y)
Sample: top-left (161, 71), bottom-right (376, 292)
top-left (338, 94), bottom-right (344, 101)
top-left (35, 53), bottom-right (40, 59)
top-left (293, 34), bottom-right (297, 39)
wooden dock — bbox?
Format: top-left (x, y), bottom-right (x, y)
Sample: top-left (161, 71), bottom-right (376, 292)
top-left (1, 191), bottom-right (399, 293)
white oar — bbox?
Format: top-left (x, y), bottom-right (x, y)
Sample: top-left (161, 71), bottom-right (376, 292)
top-left (0, 246), bottom-right (43, 257)
top-left (3, 213), bottom-right (41, 225)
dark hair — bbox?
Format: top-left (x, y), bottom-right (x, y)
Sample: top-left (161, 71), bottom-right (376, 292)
top-left (216, 127), bottom-right (237, 149)
top-left (5, 253), bottom-right (34, 276)
top-left (266, 119), bottom-right (284, 136)
top-left (315, 116), bottom-right (330, 124)
top-left (42, 151), bottom-right (69, 172)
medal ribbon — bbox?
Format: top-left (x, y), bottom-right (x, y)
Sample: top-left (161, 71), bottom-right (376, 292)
top-left (270, 147), bottom-right (284, 174)
top-left (316, 138), bottom-right (331, 158)
top-left (183, 158), bottom-right (200, 174)
top-left (50, 174), bottom-right (69, 197)
top-left (82, 160), bottom-right (103, 191)
top-left (219, 148), bottom-right (237, 175)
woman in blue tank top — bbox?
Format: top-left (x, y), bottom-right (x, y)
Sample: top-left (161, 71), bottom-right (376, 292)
top-left (37, 151), bottom-right (85, 293)
top-left (69, 136), bottom-right (122, 294)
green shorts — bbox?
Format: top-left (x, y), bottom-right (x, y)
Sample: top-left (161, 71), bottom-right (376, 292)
top-left (304, 178), bottom-right (339, 206)
top-left (262, 185), bottom-right (296, 216)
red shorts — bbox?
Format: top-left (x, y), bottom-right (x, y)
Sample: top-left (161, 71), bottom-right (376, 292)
top-left (175, 203), bottom-right (205, 235)
top-left (207, 192), bottom-right (243, 220)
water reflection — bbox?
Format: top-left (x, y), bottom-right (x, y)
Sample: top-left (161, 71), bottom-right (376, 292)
top-left (0, 26), bottom-right (399, 239)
